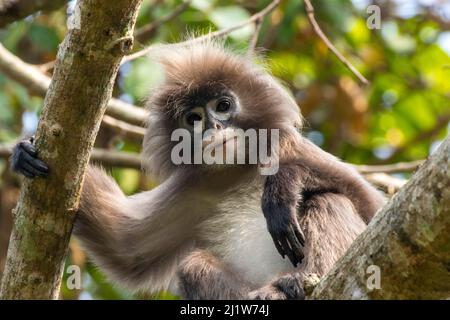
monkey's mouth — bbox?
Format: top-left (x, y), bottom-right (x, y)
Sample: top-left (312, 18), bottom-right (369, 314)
top-left (202, 129), bottom-right (239, 150)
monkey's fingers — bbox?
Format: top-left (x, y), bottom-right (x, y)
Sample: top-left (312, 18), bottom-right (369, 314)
top-left (286, 227), bottom-right (304, 265)
top-left (280, 237), bottom-right (299, 267)
top-left (11, 140), bottom-right (49, 178)
top-left (270, 233), bottom-right (286, 259)
top-left (293, 223), bottom-right (306, 247)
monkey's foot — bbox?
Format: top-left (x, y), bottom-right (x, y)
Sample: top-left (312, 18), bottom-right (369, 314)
top-left (10, 138), bottom-right (48, 178)
top-left (248, 273), bottom-right (305, 300)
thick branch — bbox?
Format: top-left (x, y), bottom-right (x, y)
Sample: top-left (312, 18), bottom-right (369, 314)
top-left (0, 43), bottom-right (148, 126)
top-left (0, 0), bottom-right (67, 28)
top-left (312, 135), bottom-right (450, 299)
top-left (0, 0), bottom-right (143, 299)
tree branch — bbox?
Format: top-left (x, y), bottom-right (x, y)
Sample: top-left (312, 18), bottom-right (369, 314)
top-left (0, 0), bottom-right (67, 28)
top-left (353, 160), bottom-right (424, 174)
top-left (303, 0), bottom-right (369, 86)
top-left (0, 144), bottom-right (142, 170)
top-left (122, 0), bottom-right (281, 63)
top-left (248, 16), bottom-right (263, 53)
top-left (1, 141), bottom-right (422, 177)
top-left (364, 172), bottom-right (406, 196)
top-left (134, 0), bottom-right (192, 44)
top-left (101, 115), bottom-right (145, 142)
top-left (0, 43), bottom-right (148, 126)
top-left (311, 135), bottom-right (450, 299)
top-left (0, 0), bottom-right (143, 299)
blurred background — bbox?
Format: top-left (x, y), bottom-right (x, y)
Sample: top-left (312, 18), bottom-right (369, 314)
top-left (0, 0), bottom-right (449, 299)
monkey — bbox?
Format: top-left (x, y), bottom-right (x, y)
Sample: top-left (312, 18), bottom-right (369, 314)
top-left (10, 40), bottom-right (385, 300)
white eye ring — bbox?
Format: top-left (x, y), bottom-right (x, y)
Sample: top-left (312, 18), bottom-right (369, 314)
top-left (207, 97), bottom-right (236, 121)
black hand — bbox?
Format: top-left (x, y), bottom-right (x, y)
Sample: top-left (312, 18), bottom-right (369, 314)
top-left (11, 139), bottom-right (49, 178)
top-left (262, 200), bottom-right (305, 267)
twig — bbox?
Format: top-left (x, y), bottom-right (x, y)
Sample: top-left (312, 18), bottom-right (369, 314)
top-left (248, 17), bottom-right (264, 53)
top-left (353, 160), bottom-right (424, 174)
top-left (364, 172), bottom-right (407, 196)
top-left (0, 144), bottom-right (142, 170)
top-left (102, 115), bottom-right (145, 142)
top-left (0, 43), bottom-right (148, 126)
top-left (90, 148), bottom-right (142, 169)
top-left (134, 0), bottom-right (192, 44)
top-left (303, 0), bottom-right (369, 86)
top-left (123, 0), bottom-right (281, 64)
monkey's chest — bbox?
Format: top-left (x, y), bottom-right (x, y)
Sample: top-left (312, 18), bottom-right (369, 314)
top-left (198, 192), bottom-right (295, 288)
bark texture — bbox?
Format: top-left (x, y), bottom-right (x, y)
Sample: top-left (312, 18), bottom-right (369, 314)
top-left (0, 0), bottom-right (142, 299)
top-left (311, 135), bottom-right (450, 299)
top-left (0, 0), bottom-right (67, 28)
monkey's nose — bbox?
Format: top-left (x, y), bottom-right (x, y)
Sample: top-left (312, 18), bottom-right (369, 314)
top-left (212, 121), bottom-right (224, 130)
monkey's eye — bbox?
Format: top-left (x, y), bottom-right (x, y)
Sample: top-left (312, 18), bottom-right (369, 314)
top-left (185, 112), bottom-right (203, 126)
top-left (216, 99), bottom-right (231, 113)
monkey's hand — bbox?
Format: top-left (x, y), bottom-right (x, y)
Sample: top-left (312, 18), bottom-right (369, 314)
top-left (262, 173), bottom-right (305, 267)
top-left (10, 137), bottom-right (49, 178)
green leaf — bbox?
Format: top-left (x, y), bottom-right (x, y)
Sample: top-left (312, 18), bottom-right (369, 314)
top-left (209, 6), bottom-right (252, 40)
top-left (29, 24), bottom-right (60, 52)
top-left (123, 58), bottom-right (164, 101)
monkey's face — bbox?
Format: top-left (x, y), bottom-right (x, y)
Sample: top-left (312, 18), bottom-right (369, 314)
top-left (175, 86), bottom-right (257, 171)
top-left (142, 41), bottom-right (302, 181)
top-left (180, 91), bottom-right (238, 132)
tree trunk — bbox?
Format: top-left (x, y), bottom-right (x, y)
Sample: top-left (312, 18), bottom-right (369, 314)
top-left (311, 135), bottom-right (450, 299)
top-left (0, 0), bottom-right (142, 299)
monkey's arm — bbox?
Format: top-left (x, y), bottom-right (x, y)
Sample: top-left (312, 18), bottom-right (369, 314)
top-left (293, 137), bottom-right (386, 223)
top-left (262, 135), bottom-right (385, 266)
top-left (262, 166), bottom-right (306, 267)
top-left (11, 139), bottom-right (199, 292)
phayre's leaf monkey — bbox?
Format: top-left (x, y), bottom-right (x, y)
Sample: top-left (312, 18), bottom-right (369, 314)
top-left (11, 41), bottom-right (385, 299)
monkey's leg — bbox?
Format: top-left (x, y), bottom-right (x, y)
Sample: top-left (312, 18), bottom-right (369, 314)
top-left (248, 273), bottom-right (305, 300)
top-left (298, 192), bottom-right (366, 275)
top-left (177, 249), bottom-right (251, 300)
top-left (250, 192), bottom-right (366, 300)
